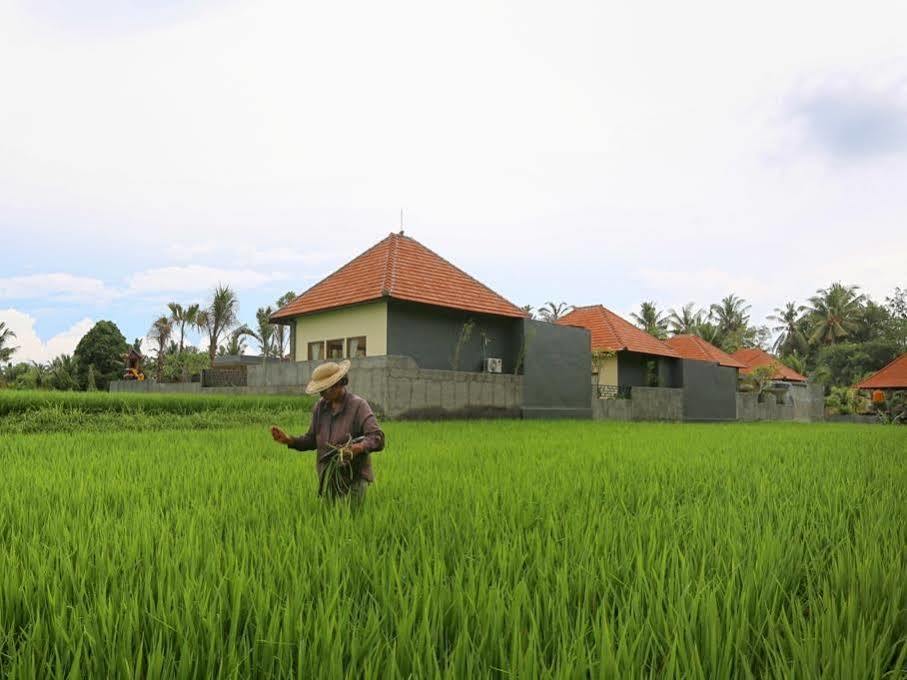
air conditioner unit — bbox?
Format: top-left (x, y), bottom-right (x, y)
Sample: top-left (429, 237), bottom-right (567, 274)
top-left (485, 357), bottom-right (502, 373)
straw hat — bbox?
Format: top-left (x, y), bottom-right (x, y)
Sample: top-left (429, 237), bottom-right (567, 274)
top-left (305, 360), bottom-right (351, 395)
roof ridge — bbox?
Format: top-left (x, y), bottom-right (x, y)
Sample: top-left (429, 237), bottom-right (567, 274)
top-left (405, 235), bottom-right (527, 316)
top-left (271, 234), bottom-right (393, 319)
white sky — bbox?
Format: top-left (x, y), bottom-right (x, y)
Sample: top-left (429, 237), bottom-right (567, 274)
top-left (2, 0), bottom-right (906, 361)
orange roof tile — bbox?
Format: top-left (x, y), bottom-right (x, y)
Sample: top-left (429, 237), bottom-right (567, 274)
top-left (664, 335), bottom-right (747, 368)
top-left (731, 347), bottom-right (807, 382)
top-left (855, 352), bottom-right (907, 389)
top-left (270, 233), bottom-right (527, 321)
top-left (556, 305), bottom-right (680, 358)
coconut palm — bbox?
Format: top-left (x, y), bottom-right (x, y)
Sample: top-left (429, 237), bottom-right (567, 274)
top-left (198, 285), bottom-right (240, 364)
top-left (0, 322), bottom-right (19, 364)
top-left (768, 301), bottom-right (808, 356)
top-left (630, 301), bottom-right (668, 339)
top-left (148, 316), bottom-right (173, 382)
top-left (48, 354), bottom-right (79, 391)
top-left (168, 302), bottom-right (202, 354)
top-left (538, 301), bottom-right (572, 322)
top-left (667, 303), bottom-right (703, 335)
top-left (244, 306), bottom-right (276, 358)
top-left (272, 291), bottom-right (297, 359)
top-left (520, 305), bottom-right (535, 320)
top-left (806, 282), bottom-right (865, 345)
top-left (218, 326), bottom-right (253, 357)
top-left (710, 294), bottom-right (751, 336)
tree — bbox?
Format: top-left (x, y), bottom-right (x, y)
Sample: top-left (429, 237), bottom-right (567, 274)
top-left (631, 301), bottom-right (668, 339)
top-left (768, 302), bottom-right (808, 356)
top-left (48, 354), bottom-right (79, 391)
top-left (168, 302), bottom-right (202, 354)
top-left (162, 347), bottom-right (210, 383)
top-left (198, 285), bottom-right (240, 364)
top-left (272, 291), bottom-right (296, 359)
top-left (667, 303), bottom-right (703, 335)
top-left (245, 306), bottom-right (276, 358)
top-left (806, 282), bottom-right (865, 346)
top-left (218, 326), bottom-right (252, 357)
top-left (538, 301), bottom-right (572, 322)
top-left (73, 320), bottom-right (128, 391)
top-left (710, 294), bottom-right (751, 338)
top-left (814, 340), bottom-right (901, 389)
top-left (885, 287), bottom-right (907, 352)
top-left (0, 322), bottom-right (18, 364)
top-left (148, 316), bottom-right (173, 382)
top-left (520, 305), bottom-right (535, 320)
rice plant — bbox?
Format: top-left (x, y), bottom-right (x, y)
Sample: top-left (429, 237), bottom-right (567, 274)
top-left (0, 417), bottom-right (904, 678)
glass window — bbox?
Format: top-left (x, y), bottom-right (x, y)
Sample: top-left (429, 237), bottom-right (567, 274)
top-left (347, 336), bottom-right (367, 358)
top-left (326, 339), bottom-right (344, 359)
top-left (307, 341), bottom-right (324, 361)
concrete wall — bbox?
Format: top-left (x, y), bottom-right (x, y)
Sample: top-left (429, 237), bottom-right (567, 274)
top-left (736, 382), bottom-right (824, 422)
top-left (618, 352), bottom-right (680, 388)
top-left (386, 300), bottom-right (522, 373)
top-left (294, 300), bottom-right (387, 361)
top-left (591, 387), bottom-right (683, 421)
top-left (521, 319), bottom-right (592, 419)
top-left (680, 360), bottom-right (738, 421)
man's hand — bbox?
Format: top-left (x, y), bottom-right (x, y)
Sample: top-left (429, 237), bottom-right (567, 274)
top-left (270, 425), bottom-right (293, 446)
top-left (336, 441), bottom-right (365, 465)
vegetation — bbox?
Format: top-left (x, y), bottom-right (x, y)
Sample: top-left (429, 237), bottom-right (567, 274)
top-left (72, 320), bottom-right (129, 392)
top-left (0, 416), bottom-right (904, 677)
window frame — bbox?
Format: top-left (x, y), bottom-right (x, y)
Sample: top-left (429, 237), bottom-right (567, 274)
top-left (346, 336), bottom-right (367, 358)
top-left (325, 338), bottom-right (345, 360)
top-left (307, 341), bottom-right (325, 361)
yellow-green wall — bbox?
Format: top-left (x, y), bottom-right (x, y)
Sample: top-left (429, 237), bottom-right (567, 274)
top-left (293, 301), bottom-right (388, 361)
top-left (594, 355), bottom-right (618, 385)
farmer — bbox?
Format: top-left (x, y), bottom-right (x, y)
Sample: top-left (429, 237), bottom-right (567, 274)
top-left (270, 360), bottom-right (385, 503)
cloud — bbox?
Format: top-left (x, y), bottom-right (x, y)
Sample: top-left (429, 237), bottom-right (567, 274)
top-left (0, 273), bottom-right (116, 304)
top-left (0, 308), bottom-right (94, 363)
top-left (126, 265), bottom-right (291, 295)
top-left (789, 81), bottom-right (907, 159)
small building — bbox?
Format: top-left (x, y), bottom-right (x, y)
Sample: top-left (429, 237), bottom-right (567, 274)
top-left (855, 353), bottom-right (907, 396)
top-left (731, 348), bottom-right (807, 383)
top-left (556, 304), bottom-right (681, 394)
top-left (664, 334), bottom-right (747, 421)
top-left (270, 231), bottom-right (529, 372)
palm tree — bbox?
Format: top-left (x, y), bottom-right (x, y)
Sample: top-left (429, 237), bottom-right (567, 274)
top-left (0, 322), bottom-right (19, 364)
top-left (710, 294), bottom-right (751, 336)
top-left (245, 306), bottom-right (276, 358)
top-left (538, 301), bottom-right (572, 322)
top-left (272, 291), bottom-right (296, 359)
top-left (168, 302), bottom-right (202, 354)
top-left (767, 301), bottom-right (807, 356)
top-left (198, 285), bottom-right (240, 364)
top-left (49, 354), bottom-right (79, 391)
top-left (630, 301), bottom-right (668, 339)
top-left (667, 303), bottom-right (703, 335)
top-left (218, 327), bottom-right (252, 357)
top-left (520, 305), bottom-right (535, 319)
top-left (148, 316), bottom-right (173, 382)
top-left (806, 282), bottom-right (865, 346)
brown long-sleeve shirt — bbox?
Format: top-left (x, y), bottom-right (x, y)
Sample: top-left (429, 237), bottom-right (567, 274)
top-left (287, 391), bottom-right (385, 483)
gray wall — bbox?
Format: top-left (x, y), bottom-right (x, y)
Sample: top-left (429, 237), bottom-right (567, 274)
top-left (386, 300), bottom-right (522, 373)
top-left (521, 319), bottom-right (592, 419)
top-left (618, 351), bottom-right (680, 388)
top-left (591, 387), bottom-right (684, 421)
top-left (679, 360), bottom-right (738, 421)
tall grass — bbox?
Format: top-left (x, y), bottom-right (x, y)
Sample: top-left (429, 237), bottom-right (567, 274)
top-left (0, 421), bottom-right (905, 678)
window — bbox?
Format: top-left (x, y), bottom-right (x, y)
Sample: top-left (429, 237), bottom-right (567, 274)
top-left (347, 336), bottom-right (367, 358)
top-left (307, 341), bottom-right (325, 361)
top-left (326, 339), bottom-right (344, 359)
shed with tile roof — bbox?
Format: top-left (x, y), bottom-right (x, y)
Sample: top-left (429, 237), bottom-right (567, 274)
top-left (556, 304), bottom-right (682, 390)
top-left (664, 334), bottom-right (745, 421)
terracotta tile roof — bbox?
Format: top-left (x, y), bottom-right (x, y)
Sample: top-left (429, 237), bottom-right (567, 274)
top-left (731, 347), bottom-right (807, 382)
top-left (664, 334), bottom-right (747, 368)
top-left (556, 305), bottom-right (680, 358)
top-left (270, 232), bottom-right (527, 321)
top-left (855, 352), bottom-right (907, 389)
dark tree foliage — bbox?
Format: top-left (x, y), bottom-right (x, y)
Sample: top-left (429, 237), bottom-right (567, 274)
top-left (814, 340), bottom-right (902, 389)
top-left (73, 320), bottom-right (128, 391)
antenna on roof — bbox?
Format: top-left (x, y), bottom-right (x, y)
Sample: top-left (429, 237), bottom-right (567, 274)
top-left (399, 209), bottom-right (404, 235)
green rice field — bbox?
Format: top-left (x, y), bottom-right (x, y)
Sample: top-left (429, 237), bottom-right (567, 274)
top-left (1, 392), bottom-right (905, 678)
